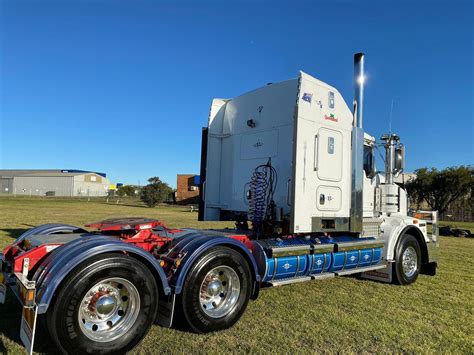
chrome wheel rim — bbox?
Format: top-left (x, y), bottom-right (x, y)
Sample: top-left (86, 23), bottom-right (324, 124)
top-left (199, 266), bottom-right (240, 318)
top-left (402, 246), bottom-right (418, 278)
top-left (78, 277), bottom-right (140, 342)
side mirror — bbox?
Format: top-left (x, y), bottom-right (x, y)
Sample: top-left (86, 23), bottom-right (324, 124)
top-left (394, 145), bottom-right (405, 172)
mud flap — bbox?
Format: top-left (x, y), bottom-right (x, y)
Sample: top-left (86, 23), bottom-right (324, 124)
top-left (20, 305), bottom-right (38, 355)
top-left (361, 261), bottom-right (393, 283)
top-left (155, 294), bottom-right (175, 328)
top-left (421, 261), bottom-right (437, 276)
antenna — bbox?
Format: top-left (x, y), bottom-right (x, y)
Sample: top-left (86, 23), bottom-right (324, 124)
top-left (389, 99), bottom-right (394, 134)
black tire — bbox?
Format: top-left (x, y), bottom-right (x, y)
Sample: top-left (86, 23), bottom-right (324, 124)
top-left (179, 246), bottom-right (252, 333)
top-left (46, 253), bottom-right (158, 354)
top-left (452, 229), bottom-right (468, 238)
top-left (438, 226), bottom-right (452, 236)
top-left (392, 233), bottom-right (421, 285)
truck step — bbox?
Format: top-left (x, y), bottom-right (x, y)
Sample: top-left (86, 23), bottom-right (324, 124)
top-left (267, 273), bottom-right (335, 286)
top-left (266, 265), bottom-right (386, 287)
top-left (309, 272), bottom-right (335, 280)
top-left (268, 276), bottom-right (312, 287)
top-left (335, 263), bottom-right (387, 276)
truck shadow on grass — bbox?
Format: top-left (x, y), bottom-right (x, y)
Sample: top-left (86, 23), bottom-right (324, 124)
top-left (0, 228), bottom-right (31, 241)
top-left (99, 202), bottom-right (151, 209)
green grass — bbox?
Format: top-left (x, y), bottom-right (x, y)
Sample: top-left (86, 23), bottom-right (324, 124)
top-left (0, 197), bottom-right (473, 353)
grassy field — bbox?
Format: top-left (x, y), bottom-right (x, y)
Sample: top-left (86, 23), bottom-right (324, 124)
top-left (0, 197), bottom-right (472, 353)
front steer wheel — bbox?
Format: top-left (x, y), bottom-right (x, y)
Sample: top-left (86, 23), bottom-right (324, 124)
top-left (46, 253), bottom-right (158, 354)
top-left (178, 246), bottom-right (252, 333)
top-left (392, 233), bottom-right (422, 285)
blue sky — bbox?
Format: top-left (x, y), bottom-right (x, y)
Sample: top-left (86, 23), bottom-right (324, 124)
top-left (0, 0), bottom-right (472, 187)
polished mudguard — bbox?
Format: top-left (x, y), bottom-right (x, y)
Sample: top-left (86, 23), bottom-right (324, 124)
top-left (32, 234), bottom-right (171, 314)
top-left (163, 230), bottom-right (261, 298)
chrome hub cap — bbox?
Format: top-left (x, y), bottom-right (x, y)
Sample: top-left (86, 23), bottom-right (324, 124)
top-left (96, 295), bottom-right (116, 316)
top-left (78, 278), bottom-right (140, 342)
top-left (199, 266), bottom-right (240, 318)
top-left (402, 246), bottom-right (418, 278)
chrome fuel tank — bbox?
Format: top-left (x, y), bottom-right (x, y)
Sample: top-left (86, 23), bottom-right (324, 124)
top-left (257, 237), bottom-right (383, 282)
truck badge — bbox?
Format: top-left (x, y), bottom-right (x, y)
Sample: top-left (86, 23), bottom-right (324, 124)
top-left (283, 262), bottom-right (291, 270)
top-left (302, 93), bottom-right (312, 103)
top-left (324, 114), bottom-right (338, 122)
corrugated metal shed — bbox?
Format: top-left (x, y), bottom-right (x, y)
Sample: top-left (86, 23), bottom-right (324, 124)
top-left (0, 170), bottom-right (110, 196)
top-left (0, 169), bottom-right (105, 177)
top-left (0, 177), bottom-right (13, 194)
top-left (13, 175), bottom-right (74, 196)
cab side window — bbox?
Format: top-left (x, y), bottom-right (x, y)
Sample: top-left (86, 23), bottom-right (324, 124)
top-left (363, 146), bottom-right (374, 178)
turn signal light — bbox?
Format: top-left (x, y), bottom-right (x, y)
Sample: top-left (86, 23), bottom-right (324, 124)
top-left (27, 289), bottom-right (35, 302)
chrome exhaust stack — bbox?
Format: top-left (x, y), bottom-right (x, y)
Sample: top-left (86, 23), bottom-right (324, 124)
top-left (381, 133), bottom-right (405, 185)
top-left (350, 53), bottom-right (365, 233)
top-left (354, 53), bottom-right (365, 128)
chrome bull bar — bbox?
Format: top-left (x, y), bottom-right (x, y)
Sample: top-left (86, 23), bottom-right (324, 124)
top-left (415, 210), bottom-right (439, 275)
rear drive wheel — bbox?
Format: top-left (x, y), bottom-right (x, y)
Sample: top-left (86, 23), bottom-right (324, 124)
top-left (179, 246), bottom-right (252, 333)
top-left (393, 233), bottom-right (421, 285)
top-left (46, 253), bottom-right (158, 354)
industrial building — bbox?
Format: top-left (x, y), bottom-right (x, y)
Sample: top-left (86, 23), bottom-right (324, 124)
top-left (0, 169), bottom-right (110, 197)
top-left (175, 174), bottom-right (200, 204)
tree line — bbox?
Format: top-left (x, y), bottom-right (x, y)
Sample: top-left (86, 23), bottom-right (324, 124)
top-left (406, 165), bottom-right (473, 217)
top-left (113, 177), bottom-right (174, 207)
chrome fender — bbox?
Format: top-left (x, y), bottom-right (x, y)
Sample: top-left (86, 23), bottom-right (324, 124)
top-left (33, 234), bottom-right (170, 314)
top-left (165, 233), bottom-right (261, 299)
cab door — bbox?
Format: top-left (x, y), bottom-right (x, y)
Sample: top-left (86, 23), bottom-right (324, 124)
top-left (314, 127), bottom-right (343, 182)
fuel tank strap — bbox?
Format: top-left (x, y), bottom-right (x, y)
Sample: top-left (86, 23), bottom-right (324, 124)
top-left (267, 245), bottom-right (311, 257)
top-left (335, 240), bottom-right (384, 252)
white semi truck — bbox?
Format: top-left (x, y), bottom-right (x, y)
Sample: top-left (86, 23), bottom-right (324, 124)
top-left (0, 53), bottom-right (438, 354)
top-left (199, 52), bottom-right (438, 284)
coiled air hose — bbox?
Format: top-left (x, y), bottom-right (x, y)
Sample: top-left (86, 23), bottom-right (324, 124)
top-left (248, 159), bottom-right (278, 235)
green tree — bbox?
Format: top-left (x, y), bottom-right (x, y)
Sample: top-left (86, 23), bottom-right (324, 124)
top-left (117, 185), bottom-right (136, 197)
top-left (406, 166), bottom-right (473, 215)
top-left (140, 177), bottom-right (173, 207)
